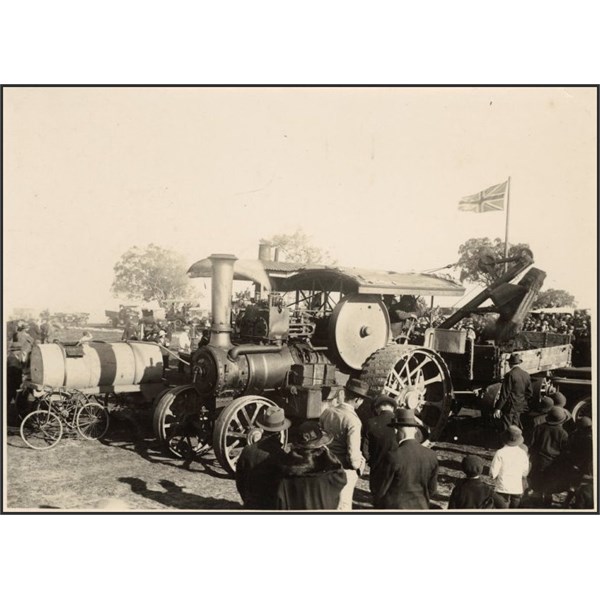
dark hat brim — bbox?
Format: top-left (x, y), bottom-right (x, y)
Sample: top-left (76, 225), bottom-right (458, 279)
top-left (344, 379), bottom-right (371, 399)
top-left (505, 436), bottom-right (524, 446)
top-left (345, 388), bottom-right (371, 400)
top-left (387, 418), bottom-right (428, 432)
top-left (546, 412), bottom-right (570, 426)
top-left (294, 431), bottom-right (333, 449)
top-left (257, 418), bottom-right (292, 432)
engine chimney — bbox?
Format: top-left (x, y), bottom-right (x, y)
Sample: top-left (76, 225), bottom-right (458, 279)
top-left (209, 254), bottom-right (238, 348)
top-left (258, 243), bottom-right (273, 261)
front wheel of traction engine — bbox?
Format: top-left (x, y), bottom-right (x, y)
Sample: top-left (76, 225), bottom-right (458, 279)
top-left (360, 345), bottom-right (453, 441)
top-left (213, 395), bottom-right (287, 475)
top-left (153, 385), bottom-right (212, 460)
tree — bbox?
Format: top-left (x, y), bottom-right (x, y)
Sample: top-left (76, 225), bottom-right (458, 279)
top-left (532, 289), bottom-right (576, 309)
top-left (111, 244), bottom-right (193, 307)
top-left (261, 229), bottom-right (335, 264)
top-left (456, 237), bottom-right (532, 287)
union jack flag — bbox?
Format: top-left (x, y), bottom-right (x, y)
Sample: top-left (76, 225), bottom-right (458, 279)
top-left (458, 180), bottom-right (508, 212)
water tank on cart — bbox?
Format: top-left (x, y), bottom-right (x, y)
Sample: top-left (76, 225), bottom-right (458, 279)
top-left (29, 341), bottom-right (163, 389)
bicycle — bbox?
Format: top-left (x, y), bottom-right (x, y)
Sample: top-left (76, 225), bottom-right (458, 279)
top-left (20, 388), bottom-right (110, 450)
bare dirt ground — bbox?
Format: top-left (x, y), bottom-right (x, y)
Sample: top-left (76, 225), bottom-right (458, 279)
top-left (3, 326), bottom-right (554, 512)
top-left (6, 419), bottom-right (497, 511)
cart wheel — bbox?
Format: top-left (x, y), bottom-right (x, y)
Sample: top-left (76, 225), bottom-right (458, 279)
top-left (76, 402), bottom-right (110, 440)
top-left (213, 395), bottom-right (286, 475)
top-left (20, 409), bottom-right (63, 450)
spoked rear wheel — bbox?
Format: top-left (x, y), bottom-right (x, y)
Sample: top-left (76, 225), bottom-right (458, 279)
top-left (20, 409), bottom-right (63, 450)
top-left (76, 402), bottom-right (110, 440)
top-left (361, 345), bottom-right (453, 440)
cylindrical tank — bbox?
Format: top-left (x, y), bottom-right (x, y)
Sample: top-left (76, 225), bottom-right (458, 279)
top-left (245, 346), bottom-right (295, 393)
top-left (29, 341), bottom-right (163, 389)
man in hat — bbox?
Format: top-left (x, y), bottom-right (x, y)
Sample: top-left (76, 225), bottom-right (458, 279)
top-left (522, 395), bottom-right (554, 446)
top-left (550, 390), bottom-right (568, 408)
top-left (177, 325), bottom-right (192, 373)
top-left (560, 416), bottom-right (592, 507)
top-left (448, 455), bottom-right (494, 510)
top-left (362, 395), bottom-right (399, 507)
top-left (40, 319), bottom-right (55, 344)
top-left (528, 406), bottom-right (569, 506)
top-left (7, 343), bottom-right (24, 424)
top-left (235, 406), bottom-right (290, 510)
top-left (319, 378), bottom-right (369, 510)
top-left (16, 324), bottom-right (34, 369)
top-left (494, 353), bottom-right (533, 431)
top-left (490, 425), bottom-right (530, 508)
top-left (377, 408), bottom-right (439, 510)
top-left (276, 422), bottom-right (347, 510)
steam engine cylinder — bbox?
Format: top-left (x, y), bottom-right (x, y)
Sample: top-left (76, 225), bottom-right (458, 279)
top-left (193, 343), bottom-right (331, 398)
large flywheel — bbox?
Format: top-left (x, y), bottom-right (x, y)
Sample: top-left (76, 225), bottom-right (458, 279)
top-left (329, 293), bottom-right (391, 371)
top-left (361, 344), bottom-right (453, 440)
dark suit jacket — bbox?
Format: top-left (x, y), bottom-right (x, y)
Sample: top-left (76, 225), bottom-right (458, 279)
top-left (448, 478), bottom-right (494, 509)
top-left (235, 436), bottom-right (286, 510)
top-left (362, 411), bottom-right (397, 500)
top-left (378, 439), bottom-right (439, 510)
top-left (496, 366), bottom-right (533, 413)
top-left (276, 447), bottom-right (347, 510)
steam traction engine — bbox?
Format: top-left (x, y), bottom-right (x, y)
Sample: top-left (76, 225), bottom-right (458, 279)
top-left (153, 253), bottom-right (465, 474)
top-left (152, 249), bottom-right (574, 474)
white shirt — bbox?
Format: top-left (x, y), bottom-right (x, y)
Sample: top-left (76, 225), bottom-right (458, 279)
top-left (489, 445), bottom-right (530, 494)
top-left (178, 331), bottom-right (191, 353)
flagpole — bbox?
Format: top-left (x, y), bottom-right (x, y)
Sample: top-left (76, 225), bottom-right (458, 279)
top-left (503, 176), bottom-right (511, 273)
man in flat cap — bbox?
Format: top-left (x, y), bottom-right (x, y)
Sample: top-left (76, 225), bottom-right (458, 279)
top-left (319, 378), bottom-right (369, 510)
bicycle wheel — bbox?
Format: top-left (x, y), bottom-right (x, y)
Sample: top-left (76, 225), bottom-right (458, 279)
top-left (76, 402), bottom-right (110, 440)
top-left (20, 409), bottom-right (63, 450)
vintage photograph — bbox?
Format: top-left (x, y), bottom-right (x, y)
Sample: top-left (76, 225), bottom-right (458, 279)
top-left (3, 86), bottom-right (596, 512)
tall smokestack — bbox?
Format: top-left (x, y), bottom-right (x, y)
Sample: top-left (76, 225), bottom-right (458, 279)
top-left (258, 243), bottom-right (273, 261)
top-left (209, 254), bottom-right (237, 348)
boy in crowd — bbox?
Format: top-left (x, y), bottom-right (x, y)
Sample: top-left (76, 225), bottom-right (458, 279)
top-left (490, 425), bottom-right (530, 508)
top-left (448, 455), bottom-right (494, 510)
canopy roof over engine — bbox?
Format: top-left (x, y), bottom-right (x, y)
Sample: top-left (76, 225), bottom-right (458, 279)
top-left (279, 267), bottom-right (465, 296)
top-left (187, 258), bottom-right (304, 290)
top-left (188, 258), bottom-right (464, 297)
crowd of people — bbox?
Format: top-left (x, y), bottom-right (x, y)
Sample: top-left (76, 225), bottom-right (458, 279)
top-left (391, 307), bottom-right (591, 345)
top-left (5, 310), bottom-right (593, 511)
top-left (234, 353), bottom-right (594, 511)
top-left (524, 311), bottom-right (591, 337)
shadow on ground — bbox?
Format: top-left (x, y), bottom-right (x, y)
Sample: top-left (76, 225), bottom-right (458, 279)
top-left (119, 477), bottom-right (242, 510)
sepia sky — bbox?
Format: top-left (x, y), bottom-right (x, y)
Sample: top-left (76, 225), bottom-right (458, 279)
top-left (3, 86), bottom-right (597, 319)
